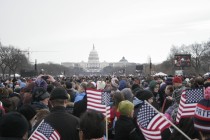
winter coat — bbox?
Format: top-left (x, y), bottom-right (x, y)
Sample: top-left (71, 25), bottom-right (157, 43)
top-left (31, 101), bottom-right (49, 111)
top-left (73, 95), bottom-right (87, 118)
top-left (44, 106), bottom-right (80, 140)
top-left (114, 115), bottom-right (141, 140)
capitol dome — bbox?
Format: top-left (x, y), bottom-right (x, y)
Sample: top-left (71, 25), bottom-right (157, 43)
top-left (119, 56), bottom-right (128, 63)
top-left (88, 45), bottom-right (99, 63)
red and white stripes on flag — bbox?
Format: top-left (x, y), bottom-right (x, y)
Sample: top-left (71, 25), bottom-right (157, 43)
top-left (86, 88), bottom-right (110, 118)
top-left (139, 127), bottom-right (162, 140)
top-left (137, 101), bottom-right (171, 140)
top-left (176, 88), bottom-right (204, 124)
top-left (29, 120), bottom-right (60, 140)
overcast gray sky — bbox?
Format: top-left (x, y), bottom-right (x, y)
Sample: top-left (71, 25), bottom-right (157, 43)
top-left (0, 0), bottom-right (210, 64)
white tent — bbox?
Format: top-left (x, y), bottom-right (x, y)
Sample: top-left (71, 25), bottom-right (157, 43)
top-left (10, 73), bottom-right (21, 78)
top-left (154, 72), bottom-right (167, 76)
top-left (204, 72), bottom-right (210, 77)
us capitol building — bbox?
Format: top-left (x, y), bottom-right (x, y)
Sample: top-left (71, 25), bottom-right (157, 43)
top-left (61, 45), bottom-right (136, 73)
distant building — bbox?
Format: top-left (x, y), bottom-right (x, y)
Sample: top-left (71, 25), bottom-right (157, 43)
top-left (61, 45), bottom-right (135, 73)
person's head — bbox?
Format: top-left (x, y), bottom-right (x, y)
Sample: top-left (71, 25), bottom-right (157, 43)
top-left (194, 76), bottom-right (204, 87)
top-left (193, 87), bottom-right (210, 139)
top-left (165, 85), bottom-right (174, 96)
top-left (78, 82), bottom-right (87, 93)
top-left (65, 81), bottom-right (72, 89)
top-left (118, 80), bottom-right (127, 91)
top-left (79, 110), bottom-right (105, 140)
top-left (131, 84), bottom-right (140, 95)
top-left (18, 104), bottom-right (37, 130)
top-left (49, 87), bottom-right (69, 107)
top-left (118, 100), bottom-right (134, 118)
top-left (0, 112), bottom-right (29, 139)
top-left (113, 91), bottom-right (124, 108)
top-left (35, 78), bottom-right (48, 90)
top-left (18, 104), bottom-right (36, 122)
top-left (133, 76), bottom-right (141, 85)
top-left (111, 77), bottom-right (119, 89)
top-left (0, 87), bottom-right (9, 99)
top-left (165, 77), bottom-right (173, 85)
top-left (136, 89), bottom-right (154, 104)
top-left (121, 88), bottom-right (133, 102)
top-left (173, 76), bottom-right (183, 88)
top-left (47, 84), bottom-right (54, 93)
top-left (149, 80), bottom-right (159, 93)
top-left (32, 87), bottom-right (50, 105)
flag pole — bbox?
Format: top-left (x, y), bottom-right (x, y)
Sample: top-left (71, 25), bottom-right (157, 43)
top-left (144, 100), bottom-right (192, 140)
top-left (28, 119), bottom-right (45, 140)
top-left (106, 116), bottom-right (108, 140)
top-left (105, 93), bottom-right (108, 140)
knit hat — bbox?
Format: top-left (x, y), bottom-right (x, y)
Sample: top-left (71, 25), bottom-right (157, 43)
top-left (131, 84), bottom-right (140, 92)
top-left (65, 81), bottom-right (72, 89)
top-left (91, 82), bottom-right (96, 88)
top-left (118, 80), bottom-right (127, 91)
top-left (111, 78), bottom-right (119, 88)
top-left (35, 78), bottom-right (48, 90)
top-left (135, 89), bottom-right (154, 101)
top-left (121, 88), bottom-right (133, 102)
top-left (118, 100), bottom-right (134, 116)
top-left (149, 80), bottom-right (158, 91)
top-left (0, 112), bottom-right (29, 138)
top-left (33, 87), bottom-right (50, 102)
top-left (193, 87), bottom-right (210, 133)
top-left (165, 77), bottom-right (173, 85)
top-left (50, 87), bottom-right (69, 100)
top-left (173, 76), bottom-right (182, 84)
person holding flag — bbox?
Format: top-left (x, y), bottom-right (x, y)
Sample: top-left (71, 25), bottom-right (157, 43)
top-left (193, 87), bottom-right (210, 140)
top-left (29, 87), bottom-right (80, 140)
top-left (164, 76), bottom-right (186, 123)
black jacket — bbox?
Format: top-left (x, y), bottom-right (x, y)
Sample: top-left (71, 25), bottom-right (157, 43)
top-left (73, 95), bottom-right (87, 118)
top-left (0, 137), bottom-right (24, 140)
top-left (44, 106), bottom-right (80, 140)
top-left (114, 115), bottom-right (142, 140)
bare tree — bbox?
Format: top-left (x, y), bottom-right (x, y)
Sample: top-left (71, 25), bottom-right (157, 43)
top-left (187, 42), bottom-right (210, 74)
top-left (163, 41), bottom-right (210, 75)
top-left (0, 44), bottom-right (29, 78)
top-left (5, 46), bottom-right (28, 76)
top-left (0, 45), bottom-right (9, 79)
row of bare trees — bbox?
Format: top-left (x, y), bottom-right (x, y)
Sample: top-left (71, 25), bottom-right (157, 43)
top-left (0, 42), bottom-right (30, 79)
top-left (155, 40), bottom-right (210, 75)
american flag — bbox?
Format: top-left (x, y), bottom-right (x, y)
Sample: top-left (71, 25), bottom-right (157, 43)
top-left (137, 101), bottom-right (171, 140)
top-left (86, 88), bottom-right (110, 118)
top-left (176, 88), bottom-right (204, 123)
top-left (29, 120), bottom-right (60, 140)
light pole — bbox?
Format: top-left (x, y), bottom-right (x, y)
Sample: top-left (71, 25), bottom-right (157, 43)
top-left (149, 57), bottom-right (152, 76)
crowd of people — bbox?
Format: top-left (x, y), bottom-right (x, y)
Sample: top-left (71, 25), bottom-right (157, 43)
top-left (0, 73), bottom-right (210, 140)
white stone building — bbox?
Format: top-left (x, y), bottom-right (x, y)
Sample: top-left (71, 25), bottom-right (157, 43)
top-left (61, 45), bottom-right (134, 73)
